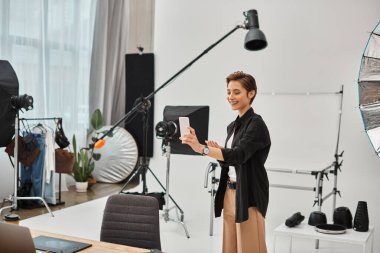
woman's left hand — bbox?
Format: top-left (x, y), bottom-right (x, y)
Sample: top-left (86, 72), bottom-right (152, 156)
top-left (180, 127), bottom-right (204, 154)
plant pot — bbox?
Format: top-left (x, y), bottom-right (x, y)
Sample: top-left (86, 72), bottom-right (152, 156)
top-left (75, 181), bottom-right (88, 193)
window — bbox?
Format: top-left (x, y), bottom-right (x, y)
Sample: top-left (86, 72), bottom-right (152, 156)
top-left (0, 0), bottom-right (96, 144)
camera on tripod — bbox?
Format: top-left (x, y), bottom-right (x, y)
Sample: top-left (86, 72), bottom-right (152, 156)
top-left (10, 94), bottom-right (34, 111)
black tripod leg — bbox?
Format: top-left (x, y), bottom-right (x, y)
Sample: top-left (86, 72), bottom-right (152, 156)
top-left (147, 167), bottom-right (185, 215)
top-left (119, 164), bottom-right (143, 193)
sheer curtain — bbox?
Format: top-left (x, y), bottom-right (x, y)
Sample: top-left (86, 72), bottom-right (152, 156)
top-left (89, 0), bottom-right (155, 125)
top-left (0, 0), bottom-right (96, 147)
top-left (0, 0), bottom-right (97, 190)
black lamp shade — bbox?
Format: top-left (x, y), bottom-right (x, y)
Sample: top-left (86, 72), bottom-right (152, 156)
top-left (243, 9), bottom-right (267, 51)
top-left (244, 29), bottom-right (267, 51)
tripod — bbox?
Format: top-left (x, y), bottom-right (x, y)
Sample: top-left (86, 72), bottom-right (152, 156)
top-left (118, 102), bottom-right (190, 238)
top-left (161, 139), bottom-right (190, 238)
top-left (119, 98), bottom-right (152, 194)
top-left (0, 112), bottom-right (54, 217)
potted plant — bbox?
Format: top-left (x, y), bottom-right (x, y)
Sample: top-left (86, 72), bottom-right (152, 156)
top-left (72, 134), bottom-right (95, 192)
top-left (72, 109), bottom-right (107, 192)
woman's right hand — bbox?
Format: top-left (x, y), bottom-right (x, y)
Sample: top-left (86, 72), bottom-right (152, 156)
top-left (206, 140), bottom-right (222, 149)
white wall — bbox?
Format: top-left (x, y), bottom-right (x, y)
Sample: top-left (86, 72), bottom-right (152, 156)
top-left (146, 0), bottom-right (380, 250)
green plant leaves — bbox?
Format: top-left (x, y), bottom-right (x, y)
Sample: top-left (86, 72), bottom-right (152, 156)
top-left (91, 109), bottom-right (103, 130)
top-left (71, 108), bottom-right (110, 183)
top-left (72, 148), bottom-right (95, 182)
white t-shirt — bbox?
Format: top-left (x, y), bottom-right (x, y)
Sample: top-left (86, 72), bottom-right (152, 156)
top-left (227, 131), bottom-right (236, 181)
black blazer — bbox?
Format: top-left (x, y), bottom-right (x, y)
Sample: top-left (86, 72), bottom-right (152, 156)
top-left (215, 108), bottom-right (271, 223)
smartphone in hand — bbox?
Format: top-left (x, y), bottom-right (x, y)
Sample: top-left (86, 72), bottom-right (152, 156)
top-left (179, 117), bottom-right (190, 137)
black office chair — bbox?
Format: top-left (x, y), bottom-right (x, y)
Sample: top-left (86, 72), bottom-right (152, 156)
top-left (100, 193), bottom-right (161, 250)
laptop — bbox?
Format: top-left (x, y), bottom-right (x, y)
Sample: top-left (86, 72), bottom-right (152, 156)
top-left (0, 222), bottom-right (36, 253)
top-left (0, 222), bottom-right (92, 253)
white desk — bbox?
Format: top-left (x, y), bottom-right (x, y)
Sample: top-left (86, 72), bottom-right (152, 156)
top-left (273, 223), bottom-right (374, 253)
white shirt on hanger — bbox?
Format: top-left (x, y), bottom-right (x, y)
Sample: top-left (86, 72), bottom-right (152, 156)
top-left (44, 126), bottom-right (55, 184)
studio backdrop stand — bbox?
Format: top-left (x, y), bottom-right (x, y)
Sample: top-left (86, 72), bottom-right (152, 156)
top-left (0, 112), bottom-right (54, 217)
top-left (266, 85), bottom-right (344, 249)
top-left (92, 9), bottom-right (267, 238)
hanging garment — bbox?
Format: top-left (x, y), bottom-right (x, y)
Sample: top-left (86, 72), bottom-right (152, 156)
top-left (20, 133), bottom-right (45, 206)
top-left (20, 123), bottom-right (57, 206)
top-left (43, 126), bottom-right (56, 205)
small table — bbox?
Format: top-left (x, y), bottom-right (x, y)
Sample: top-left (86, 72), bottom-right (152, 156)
top-left (273, 223), bottom-right (375, 253)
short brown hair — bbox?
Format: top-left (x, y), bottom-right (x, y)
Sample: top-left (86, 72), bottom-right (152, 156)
top-left (226, 71), bottom-right (257, 104)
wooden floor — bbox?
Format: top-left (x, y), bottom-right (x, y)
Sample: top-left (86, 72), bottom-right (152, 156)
top-left (1, 182), bottom-right (130, 221)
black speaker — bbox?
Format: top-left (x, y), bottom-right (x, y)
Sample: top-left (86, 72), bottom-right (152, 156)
top-left (125, 53), bottom-right (154, 157)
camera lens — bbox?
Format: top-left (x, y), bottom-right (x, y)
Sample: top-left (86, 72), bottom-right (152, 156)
top-left (10, 94), bottom-right (34, 111)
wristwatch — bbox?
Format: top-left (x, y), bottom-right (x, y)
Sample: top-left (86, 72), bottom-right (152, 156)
top-left (202, 145), bottom-right (210, 156)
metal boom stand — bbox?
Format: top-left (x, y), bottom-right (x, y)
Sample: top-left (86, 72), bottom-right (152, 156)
top-left (92, 20), bottom-right (262, 238)
top-left (90, 24), bottom-right (250, 237)
top-left (0, 112), bottom-right (54, 217)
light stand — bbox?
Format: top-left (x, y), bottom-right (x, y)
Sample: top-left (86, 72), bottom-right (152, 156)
top-left (161, 139), bottom-right (190, 238)
top-left (204, 162), bottom-right (219, 236)
top-left (0, 112), bottom-right (54, 217)
top-left (133, 99), bottom-right (150, 194)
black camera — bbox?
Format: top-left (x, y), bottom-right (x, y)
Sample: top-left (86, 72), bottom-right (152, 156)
top-left (10, 94), bottom-right (34, 111)
top-left (155, 121), bottom-right (177, 139)
top-left (285, 212), bottom-right (305, 227)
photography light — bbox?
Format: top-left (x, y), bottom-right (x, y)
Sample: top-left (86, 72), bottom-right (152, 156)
top-left (243, 9), bottom-right (267, 51)
top-left (358, 21), bottom-right (380, 157)
top-left (10, 94), bottom-right (34, 111)
top-left (161, 106), bottom-right (209, 155)
top-left (0, 60), bottom-right (19, 147)
top-left (155, 121), bottom-right (177, 139)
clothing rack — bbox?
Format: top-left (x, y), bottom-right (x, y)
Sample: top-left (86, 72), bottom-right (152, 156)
top-left (21, 117), bottom-right (62, 121)
top-left (20, 117), bottom-right (65, 206)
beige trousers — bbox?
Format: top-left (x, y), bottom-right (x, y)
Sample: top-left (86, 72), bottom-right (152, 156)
top-left (222, 188), bottom-right (267, 253)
